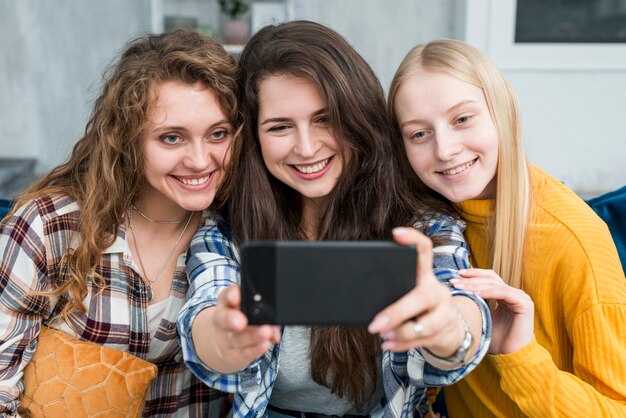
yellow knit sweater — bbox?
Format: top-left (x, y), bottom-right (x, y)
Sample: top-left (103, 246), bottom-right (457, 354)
top-left (445, 165), bottom-right (626, 417)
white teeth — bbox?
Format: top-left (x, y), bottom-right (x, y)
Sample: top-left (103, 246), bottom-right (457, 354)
top-left (441, 159), bottom-right (476, 175)
top-left (294, 158), bottom-right (330, 174)
top-left (178, 175), bottom-right (209, 185)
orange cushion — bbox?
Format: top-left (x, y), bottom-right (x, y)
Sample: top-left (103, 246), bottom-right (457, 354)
top-left (19, 326), bottom-right (157, 418)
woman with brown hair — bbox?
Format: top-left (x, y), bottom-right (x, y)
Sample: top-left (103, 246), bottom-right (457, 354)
top-left (178, 21), bottom-right (491, 417)
top-left (0, 29), bottom-right (238, 416)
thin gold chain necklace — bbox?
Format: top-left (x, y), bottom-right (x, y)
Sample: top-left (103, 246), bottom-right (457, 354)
top-left (131, 205), bottom-right (188, 224)
top-left (127, 208), bottom-right (194, 284)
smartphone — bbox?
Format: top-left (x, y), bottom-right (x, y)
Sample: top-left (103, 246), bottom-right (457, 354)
top-left (240, 240), bottom-right (416, 326)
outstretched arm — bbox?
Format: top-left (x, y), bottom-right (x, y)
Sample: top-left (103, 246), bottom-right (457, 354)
top-left (369, 227), bottom-right (483, 367)
top-left (191, 284), bottom-right (280, 374)
top-left (177, 219), bottom-right (279, 391)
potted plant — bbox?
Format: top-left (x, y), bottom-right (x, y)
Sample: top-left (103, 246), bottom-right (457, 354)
top-left (218, 0), bottom-right (251, 44)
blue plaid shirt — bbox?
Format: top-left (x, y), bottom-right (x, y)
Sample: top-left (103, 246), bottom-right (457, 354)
top-left (178, 216), bottom-right (491, 418)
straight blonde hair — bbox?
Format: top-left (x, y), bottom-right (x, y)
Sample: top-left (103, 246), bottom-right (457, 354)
top-left (388, 39), bottom-right (531, 289)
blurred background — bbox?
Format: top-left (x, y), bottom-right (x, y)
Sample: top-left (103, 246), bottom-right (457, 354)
top-left (1, 0), bottom-right (625, 200)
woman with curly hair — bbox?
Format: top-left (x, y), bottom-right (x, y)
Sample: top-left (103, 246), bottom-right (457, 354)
top-left (0, 29), bottom-right (238, 416)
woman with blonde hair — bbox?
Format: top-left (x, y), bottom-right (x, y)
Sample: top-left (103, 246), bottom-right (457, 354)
top-left (0, 29), bottom-right (237, 416)
top-left (388, 38), bottom-right (626, 416)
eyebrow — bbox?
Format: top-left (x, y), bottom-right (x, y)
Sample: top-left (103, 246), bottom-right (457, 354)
top-left (259, 117), bottom-right (289, 126)
top-left (447, 100), bottom-right (477, 115)
top-left (400, 100), bottom-right (477, 128)
top-left (259, 108), bottom-right (328, 126)
top-left (152, 119), bottom-right (230, 133)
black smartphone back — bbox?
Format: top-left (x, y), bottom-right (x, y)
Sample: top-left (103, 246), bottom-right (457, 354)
top-left (240, 241), bottom-right (416, 326)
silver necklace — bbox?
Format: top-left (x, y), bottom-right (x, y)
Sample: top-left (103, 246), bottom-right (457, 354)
top-left (127, 208), bottom-right (194, 284)
top-left (131, 205), bottom-right (188, 224)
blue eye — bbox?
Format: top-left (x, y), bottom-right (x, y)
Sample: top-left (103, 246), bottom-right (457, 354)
top-left (456, 115), bottom-right (471, 125)
top-left (410, 130), bottom-right (430, 143)
top-left (210, 129), bottom-right (230, 142)
top-left (161, 134), bottom-right (182, 145)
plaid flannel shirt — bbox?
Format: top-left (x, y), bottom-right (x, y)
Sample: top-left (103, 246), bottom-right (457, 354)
top-left (177, 215), bottom-right (491, 418)
top-left (0, 194), bottom-right (229, 417)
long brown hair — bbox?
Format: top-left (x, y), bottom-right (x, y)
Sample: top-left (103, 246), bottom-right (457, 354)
top-left (387, 39), bottom-right (530, 290)
top-left (221, 21), bottom-right (450, 410)
top-left (7, 29), bottom-right (239, 321)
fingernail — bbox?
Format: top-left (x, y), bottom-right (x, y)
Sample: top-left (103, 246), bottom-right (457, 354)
top-left (449, 278), bottom-right (460, 283)
top-left (381, 341), bottom-right (394, 351)
top-left (392, 227), bottom-right (411, 236)
top-left (453, 282), bottom-right (465, 288)
top-left (368, 315), bottom-right (389, 333)
top-left (458, 269), bottom-right (467, 274)
top-left (380, 330), bottom-right (395, 339)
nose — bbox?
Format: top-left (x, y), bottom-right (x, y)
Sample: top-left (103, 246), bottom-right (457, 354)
top-left (293, 127), bottom-right (321, 158)
top-left (183, 139), bottom-right (211, 170)
top-left (434, 131), bottom-right (462, 161)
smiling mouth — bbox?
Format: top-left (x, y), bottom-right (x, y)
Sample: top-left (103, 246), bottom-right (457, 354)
top-left (439, 158), bottom-right (477, 176)
top-left (174, 174), bottom-right (211, 186)
top-left (292, 158), bottom-right (331, 174)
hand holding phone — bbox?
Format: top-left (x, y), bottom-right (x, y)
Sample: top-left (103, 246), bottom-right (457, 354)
top-left (240, 240), bottom-right (416, 326)
top-left (199, 284), bottom-right (281, 374)
top-left (370, 227), bottom-right (478, 362)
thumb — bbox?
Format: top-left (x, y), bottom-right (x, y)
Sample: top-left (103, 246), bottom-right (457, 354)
top-left (220, 284), bottom-right (241, 309)
top-left (392, 227), bottom-right (434, 286)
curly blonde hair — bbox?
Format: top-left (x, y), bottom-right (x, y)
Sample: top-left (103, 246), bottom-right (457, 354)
top-left (9, 29), bottom-right (239, 320)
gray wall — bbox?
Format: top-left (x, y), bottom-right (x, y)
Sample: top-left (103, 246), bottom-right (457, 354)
top-left (290, 0), bottom-right (461, 91)
top-left (1, 0), bottom-right (624, 196)
top-left (465, 0), bottom-right (626, 196)
top-left (290, 0), bottom-right (626, 196)
top-left (0, 0), bottom-right (152, 172)
top-left (508, 72), bottom-right (626, 196)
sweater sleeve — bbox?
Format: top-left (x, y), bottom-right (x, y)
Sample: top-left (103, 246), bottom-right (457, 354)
top-left (490, 303), bottom-right (626, 416)
top-left (488, 184), bottom-right (626, 417)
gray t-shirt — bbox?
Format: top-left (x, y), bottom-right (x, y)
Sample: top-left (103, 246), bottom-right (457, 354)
top-left (269, 326), bottom-right (383, 414)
